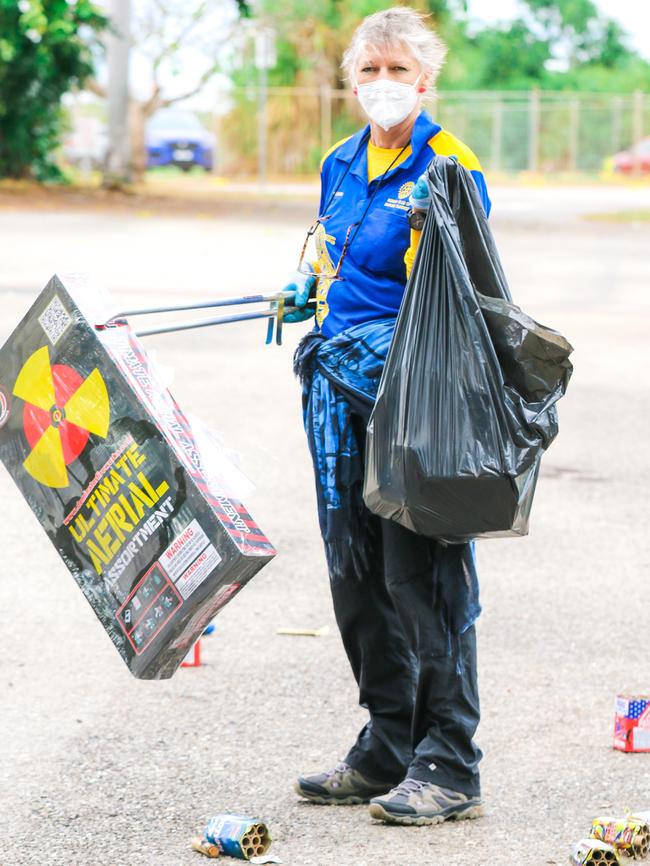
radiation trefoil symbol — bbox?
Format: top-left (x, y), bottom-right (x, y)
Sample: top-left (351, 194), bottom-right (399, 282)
top-left (13, 346), bottom-right (110, 488)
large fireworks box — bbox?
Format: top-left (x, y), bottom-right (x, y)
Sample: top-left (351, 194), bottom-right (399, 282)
top-left (614, 694), bottom-right (650, 753)
top-left (0, 275), bottom-right (275, 679)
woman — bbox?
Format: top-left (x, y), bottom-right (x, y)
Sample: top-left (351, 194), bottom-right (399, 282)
top-left (284, 7), bottom-right (490, 827)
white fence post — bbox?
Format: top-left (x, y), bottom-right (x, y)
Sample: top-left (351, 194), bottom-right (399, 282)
top-left (633, 90), bottom-right (644, 175)
top-left (320, 84), bottom-right (332, 155)
top-left (255, 27), bottom-right (276, 186)
top-left (490, 98), bottom-right (503, 173)
top-left (528, 88), bottom-right (541, 173)
top-left (568, 98), bottom-right (579, 173)
top-left (611, 96), bottom-right (623, 155)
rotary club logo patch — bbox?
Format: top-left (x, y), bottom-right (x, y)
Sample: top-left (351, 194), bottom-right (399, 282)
top-left (398, 181), bottom-right (415, 200)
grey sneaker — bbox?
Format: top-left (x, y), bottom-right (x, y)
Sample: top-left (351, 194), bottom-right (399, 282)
top-left (369, 779), bottom-right (483, 825)
top-left (294, 761), bottom-right (392, 805)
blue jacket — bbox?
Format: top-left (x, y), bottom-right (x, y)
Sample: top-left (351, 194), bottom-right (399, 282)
top-left (314, 110), bottom-right (490, 338)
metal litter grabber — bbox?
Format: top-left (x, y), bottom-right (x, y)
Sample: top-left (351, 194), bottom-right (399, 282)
top-left (97, 290), bottom-right (314, 345)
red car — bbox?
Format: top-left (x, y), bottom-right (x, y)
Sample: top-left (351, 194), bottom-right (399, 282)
top-left (613, 137), bottom-right (650, 174)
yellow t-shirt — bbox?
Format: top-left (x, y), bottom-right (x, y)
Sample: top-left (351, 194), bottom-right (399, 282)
top-left (366, 140), bottom-right (412, 182)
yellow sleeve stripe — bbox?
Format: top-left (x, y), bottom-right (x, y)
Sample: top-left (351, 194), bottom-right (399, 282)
top-left (320, 135), bottom-right (354, 171)
top-left (404, 228), bottom-right (421, 279)
top-left (428, 130), bottom-right (483, 173)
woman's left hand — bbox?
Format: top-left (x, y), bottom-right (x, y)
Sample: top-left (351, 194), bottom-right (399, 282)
top-left (409, 172), bottom-right (431, 211)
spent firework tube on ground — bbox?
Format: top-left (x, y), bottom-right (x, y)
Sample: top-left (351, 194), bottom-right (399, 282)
top-left (570, 839), bottom-right (621, 865)
top-left (0, 275), bottom-right (275, 679)
top-left (591, 815), bottom-right (650, 858)
top-left (204, 814), bottom-right (272, 861)
top-left (614, 695), bottom-right (650, 753)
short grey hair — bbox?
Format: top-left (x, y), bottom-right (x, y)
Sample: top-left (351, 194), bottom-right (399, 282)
top-left (341, 7), bottom-right (447, 93)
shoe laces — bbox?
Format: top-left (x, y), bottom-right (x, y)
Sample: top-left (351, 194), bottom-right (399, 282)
top-left (325, 761), bottom-right (352, 790)
top-left (328, 761), bottom-right (351, 778)
top-left (392, 778), bottom-right (430, 795)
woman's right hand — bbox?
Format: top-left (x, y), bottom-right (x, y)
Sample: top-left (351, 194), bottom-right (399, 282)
top-left (282, 271), bottom-right (317, 323)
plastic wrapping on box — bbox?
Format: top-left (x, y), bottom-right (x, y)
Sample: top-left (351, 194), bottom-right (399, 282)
top-left (186, 412), bottom-right (255, 503)
top-left (0, 274), bottom-right (275, 679)
top-left (363, 156), bottom-right (573, 542)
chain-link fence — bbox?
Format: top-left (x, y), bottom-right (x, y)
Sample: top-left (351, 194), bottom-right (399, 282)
top-left (215, 87), bottom-right (649, 177)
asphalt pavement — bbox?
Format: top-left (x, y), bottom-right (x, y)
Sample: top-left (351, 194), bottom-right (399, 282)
top-left (0, 183), bottom-right (649, 866)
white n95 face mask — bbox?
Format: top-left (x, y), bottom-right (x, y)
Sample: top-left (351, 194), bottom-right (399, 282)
top-left (356, 76), bottom-right (421, 131)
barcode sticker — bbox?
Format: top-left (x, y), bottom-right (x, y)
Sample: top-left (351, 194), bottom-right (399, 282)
top-left (38, 295), bottom-right (72, 345)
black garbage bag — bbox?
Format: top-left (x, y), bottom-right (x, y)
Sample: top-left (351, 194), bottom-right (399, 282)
top-left (363, 156), bottom-right (573, 542)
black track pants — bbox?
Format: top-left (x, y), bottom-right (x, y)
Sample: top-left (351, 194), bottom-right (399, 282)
top-left (328, 427), bottom-right (482, 797)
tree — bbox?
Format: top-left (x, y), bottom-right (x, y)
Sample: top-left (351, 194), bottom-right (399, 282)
top-left (221, 0), bottom-right (443, 173)
top-left (253, 0), bottom-right (462, 90)
top-left (457, 20), bottom-right (550, 89)
top-left (523, 0), bottom-right (614, 66)
top-left (216, 0), bottom-right (649, 174)
top-left (89, 0), bottom-right (250, 180)
top-left (437, 0), bottom-right (650, 91)
top-left (0, 0), bottom-right (106, 180)
top-left (104, 0), bottom-right (131, 187)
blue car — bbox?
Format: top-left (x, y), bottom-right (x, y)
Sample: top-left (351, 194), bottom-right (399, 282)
top-left (146, 109), bottom-right (215, 172)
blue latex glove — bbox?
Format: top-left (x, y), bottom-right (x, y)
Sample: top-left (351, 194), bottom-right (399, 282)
top-left (408, 172), bottom-right (432, 211)
top-left (282, 270), bottom-right (317, 323)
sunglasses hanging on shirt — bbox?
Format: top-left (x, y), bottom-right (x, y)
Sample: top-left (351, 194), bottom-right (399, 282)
top-left (297, 133), bottom-right (411, 281)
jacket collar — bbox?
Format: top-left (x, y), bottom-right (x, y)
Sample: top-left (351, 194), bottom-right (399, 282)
top-left (334, 111), bottom-right (442, 182)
